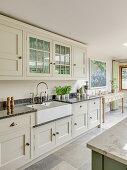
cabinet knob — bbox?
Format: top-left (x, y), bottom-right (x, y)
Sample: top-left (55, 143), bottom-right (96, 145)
top-left (80, 105), bottom-right (82, 108)
top-left (10, 122), bottom-right (17, 127)
top-left (90, 117), bottom-right (92, 119)
top-left (94, 102), bottom-right (96, 104)
top-left (74, 64), bottom-right (76, 66)
top-left (52, 133), bottom-right (56, 136)
top-left (50, 62), bottom-right (53, 65)
top-left (18, 56), bottom-right (22, 59)
top-left (56, 132), bottom-right (59, 135)
top-left (53, 63), bottom-right (55, 65)
top-left (74, 123), bottom-right (77, 125)
top-left (26, 143), bottom-right (30, 146)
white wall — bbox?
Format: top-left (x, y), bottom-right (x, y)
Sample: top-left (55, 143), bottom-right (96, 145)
top-left (0, 54), bottom-right (112, 102)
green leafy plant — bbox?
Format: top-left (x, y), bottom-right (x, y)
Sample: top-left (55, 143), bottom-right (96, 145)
top-left (61, 87), bottom-right (67, 95)
top-left (110, 78), bottom-right (118, 90)
top-left (55, 86), bottom-right (62, 95)
top-left (65, 86), bottom-right (72, 94)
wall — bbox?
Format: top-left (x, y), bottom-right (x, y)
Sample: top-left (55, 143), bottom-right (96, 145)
top-left (0, 54), bottom-right (112, 102)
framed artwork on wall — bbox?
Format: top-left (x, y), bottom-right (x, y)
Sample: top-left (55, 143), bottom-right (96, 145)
top-left (90, 59), bottom-right (106, 88)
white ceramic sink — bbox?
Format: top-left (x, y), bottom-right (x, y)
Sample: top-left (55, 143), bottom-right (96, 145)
top-left (27, 101), bottom-right (72, 125)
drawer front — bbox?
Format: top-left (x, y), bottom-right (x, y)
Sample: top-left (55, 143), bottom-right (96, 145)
top-left (0, 115), bottom-right (31, 133)
top-left (72, 102), bottom-right (87, 115)
top-left (88, 99), bottom-right (100, 111)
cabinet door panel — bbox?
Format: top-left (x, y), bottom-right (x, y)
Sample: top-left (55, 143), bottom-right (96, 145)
top-left (0, 23), bottom-right (22, 76)
top-left (88, 109), bottom-right (100, 129)
top-left (56, 117), bottom-right (72, 146)
top-left (72, 113), bottom-right (87, 137)
top-left (73, 47), bottom-right (87, 79)
top-left (0, 128), bottom-right (30, 170)
top-left (34, 122), bottom-right (55, 157)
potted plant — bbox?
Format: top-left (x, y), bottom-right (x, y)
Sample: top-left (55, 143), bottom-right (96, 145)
top-left (55, 86), bottom-right (62, 100)
top-left (61, 87), bottom-right (66, 100)
top-left (65, 86), bottom-right (72, 99)
top-left (110, 78), bottom-right (118, 93)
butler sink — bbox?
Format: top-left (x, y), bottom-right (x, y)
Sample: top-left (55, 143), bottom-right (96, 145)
top-left (27, 101), bottom-right (72, 125)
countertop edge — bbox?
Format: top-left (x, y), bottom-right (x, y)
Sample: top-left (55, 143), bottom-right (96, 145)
top-left (87, 143), bottom-right (127, 165)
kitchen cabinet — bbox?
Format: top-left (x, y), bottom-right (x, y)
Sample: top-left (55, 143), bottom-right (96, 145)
top-left (0, 129), bottom-right (30, 170)
top-left (53, 41), bottom-right (72, 77)
top-left (72, 113), bottom-right (87, 137)
top-left (72, 102), bottom-right (87, 137)
top-left (0, 22), bottom-right (23, 78)
top-left (73, 46), bottom-right (87, 79)
top-left (26, 33), bottom-right (52, 77)
top-left (34, 122), bottom-right (55, 157)
top-left (34, 117), bottom-right (72, 157)
top-left (88, 99), bottom-right (100, 129)
top-left (56, 117), bottom-right (72, 146)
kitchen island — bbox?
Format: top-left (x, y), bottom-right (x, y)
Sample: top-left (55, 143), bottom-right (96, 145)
top-left (87, 118), bottom-right (127, 170)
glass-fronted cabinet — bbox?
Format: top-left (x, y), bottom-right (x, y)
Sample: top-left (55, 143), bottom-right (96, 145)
top-left (27, 33), bottom-right (52, 76)
top-left (54, 42), bottom-right (71, 77)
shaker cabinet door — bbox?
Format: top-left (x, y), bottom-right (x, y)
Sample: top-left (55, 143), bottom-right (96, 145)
top-left (73, 47), bottom-right (87, 79)
top-left (0, 128), bottom-right (30, 170)
top-left (55, 117), bottom-right (72, 146)
top-left (0, 23), bottom-right (22, 77)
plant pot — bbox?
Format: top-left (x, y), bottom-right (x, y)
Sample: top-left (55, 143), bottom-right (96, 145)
top-left (57, 95), bottom-right (61, 100)
top-left (65, 94), bottom-right (69, 99)
top-left (62, 95), bottom-right (65, 100)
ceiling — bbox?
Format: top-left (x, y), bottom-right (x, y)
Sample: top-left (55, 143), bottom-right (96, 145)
top-left (0, 0), bottom-right (127, 58)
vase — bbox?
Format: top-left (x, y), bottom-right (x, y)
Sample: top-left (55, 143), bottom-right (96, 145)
top-left (62, 95), bottom-right (65, 100)
top-left (65, 94), bottom-right (69, 99)
top-left (57, 95), bottom-right (61, 100)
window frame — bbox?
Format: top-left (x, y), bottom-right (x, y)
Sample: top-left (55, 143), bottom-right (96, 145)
top-left (119, 65), bottom-right (127, 91)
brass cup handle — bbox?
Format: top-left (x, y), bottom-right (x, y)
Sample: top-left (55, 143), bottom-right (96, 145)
top-left (52, 133), bottom-right (56, 136)
top-left (26, 143), bottom-right (30, 146)
top-left (10, 122), bottom-right (17, 127)
top-left (56, 132), bottom-right (59, 135)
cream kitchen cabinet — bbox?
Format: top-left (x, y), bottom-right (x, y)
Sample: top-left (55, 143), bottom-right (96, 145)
top-left (72, 113), bottom-right (87, 137)
top-left (0, 114), bottom-right (31, 170)
top-left (55, 117), bottom-right (72, 146)
top-left (73, 46), bottom-right (87, 79)
top-left (34, 122), bottom-right (56, 157)
top-left (0, 22), bottom-right (23, 79)
top-left (88, 99), bottom-right (101, 129)
top-left (53, 41), bottom-right (72, 78)
top-left (34, 117), bottom-right (72, 157)
top-left (72, 102), bottom-right (87, 137)
top-left (26, 33), bottom-right (53, 77)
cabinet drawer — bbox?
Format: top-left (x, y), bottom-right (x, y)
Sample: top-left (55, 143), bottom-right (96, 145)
top-left (72, 102), bottom-right (87, 115)
top-left (88, 99), bottom-right (100, 111)
top-left (0, 115), bottom-right (31, 133)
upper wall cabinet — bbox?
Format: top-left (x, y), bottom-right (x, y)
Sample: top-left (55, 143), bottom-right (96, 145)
top-left (26, 33), bottom-right (52, 77)
top-left (53, 41), bottom-right (72, 77)
top-left (73, 47), bottom-right (87, 79)
top-left (0, 23), bottom-right (23, 78)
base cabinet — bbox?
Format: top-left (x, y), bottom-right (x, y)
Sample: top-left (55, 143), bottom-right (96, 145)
top-left (0, 128), bottom-right (30, 170)
top-left (34, 117), bottom-right (72, 157)
top-left (72, 113), bottom-right (87, 137)
top-left (34, 122), bottom-right (56, 157)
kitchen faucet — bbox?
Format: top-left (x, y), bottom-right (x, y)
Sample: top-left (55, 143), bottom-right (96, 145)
top-left (36, 82), bottom-right (48, 103)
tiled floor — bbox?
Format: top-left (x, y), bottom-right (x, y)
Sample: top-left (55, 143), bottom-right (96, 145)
top-left (25, 107), bottom-right (127, 170)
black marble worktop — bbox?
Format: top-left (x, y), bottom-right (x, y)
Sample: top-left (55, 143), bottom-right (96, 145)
top-left (54, 95), bottom-right (102, 104)
top-left (0, 106), bottom-right (37, 120)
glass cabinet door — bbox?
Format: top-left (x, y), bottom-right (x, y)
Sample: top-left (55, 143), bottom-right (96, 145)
top-left (28, 35), bottom-right (51, 75)
top-left (55, 44), bottom-right (71, 76)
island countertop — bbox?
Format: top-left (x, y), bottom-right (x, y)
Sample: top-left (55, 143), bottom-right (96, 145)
top-left (87, 118), bottom-right (127, 165)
